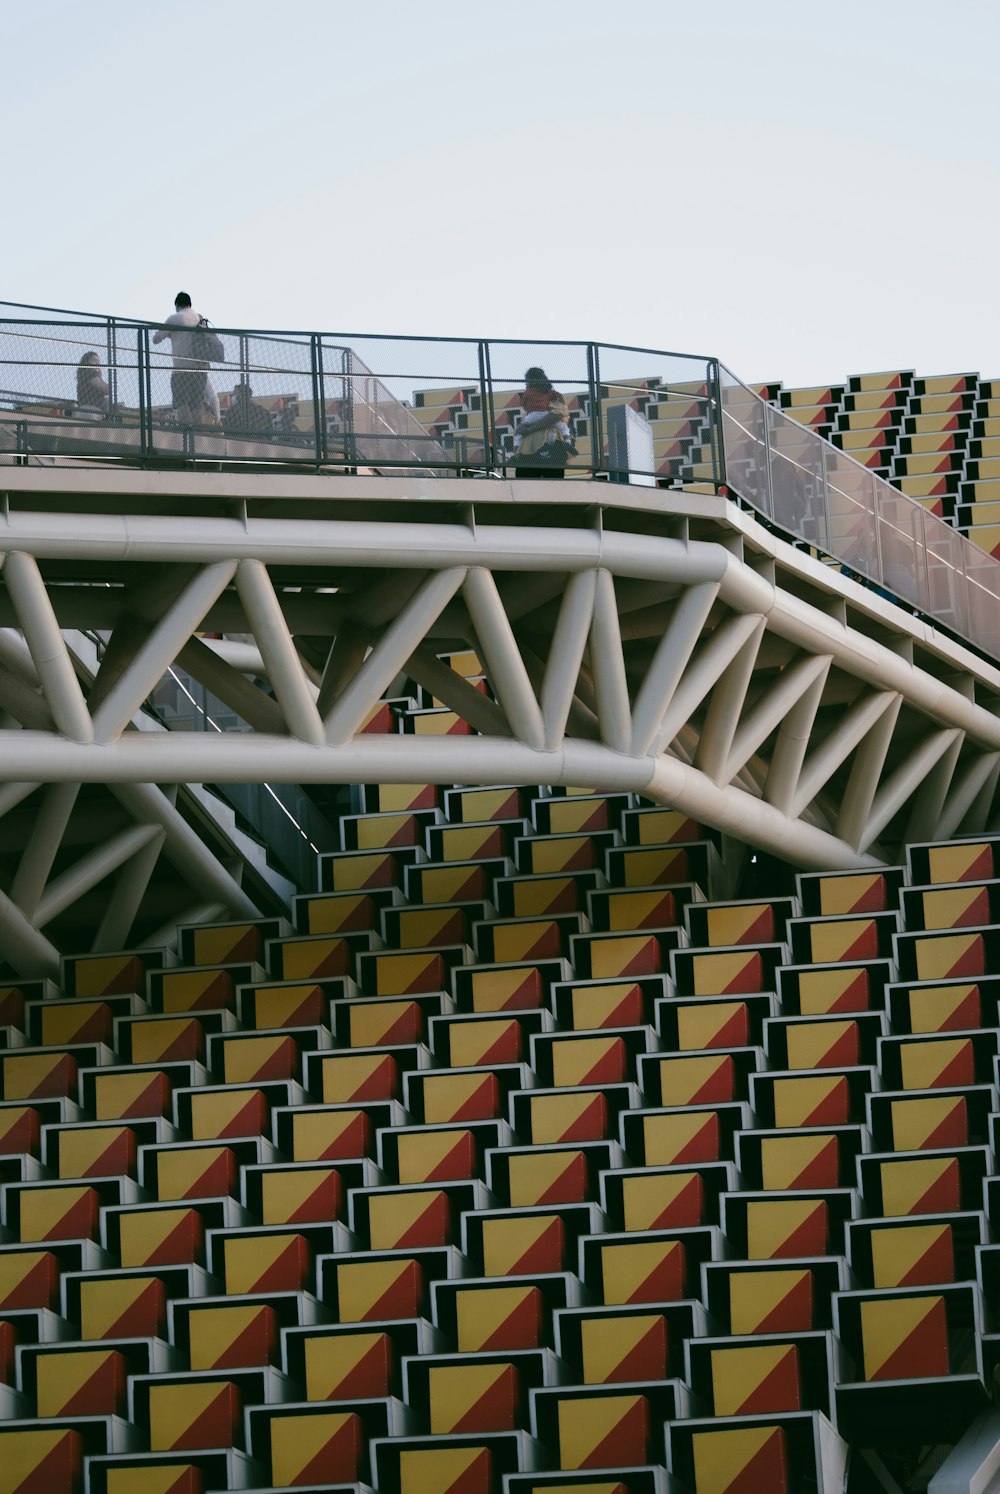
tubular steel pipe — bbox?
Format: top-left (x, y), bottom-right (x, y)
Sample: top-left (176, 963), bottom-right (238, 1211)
top-left (791, 690), bottom-right (900, 820)
top-left (462, 568), bottom-right (545, 751)
top-left (234, 560), bottom-right (325, 746)
top-left (3, 551), bottom-right (93, 742)
top-left (630, 580), bottom-right (720, 757)
top-left (109, 781), bottom-right (259, 919)
top-left (541, 570), bottom-right (598, 751)
top-left (35, 821), bottom-right (163, 927)
top-left (0, 729), bottom-right (880, 871)
top-left (324, 568), bottom-right (467, 746)
top-left (653, 611), bottom-right (764, 757)
top-left (861, 727), bottom-right (963, 854)
top-left (10, 782), bottom-right (80, 916)
top-left (935, 752), bottom-right (1000, 841)
top-left (0, 504), bottom-right (997, 742)
top-left (835, 696), bottom-right (903, 850)
top-left (589, 569), bottom-right (632, 755)
top-left (695, 617), bottom-right (765, 784)
top-left (726, 652), bottom-right (832, 784)
top-left (91, 561), bottom-right (239, 743)
top-left (0, 883), bottom-right (61, 978)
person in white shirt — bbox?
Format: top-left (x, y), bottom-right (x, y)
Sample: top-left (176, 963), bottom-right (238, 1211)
top-left (151, 291), bottom-right (219, 426)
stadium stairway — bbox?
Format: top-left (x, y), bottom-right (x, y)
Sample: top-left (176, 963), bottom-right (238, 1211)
top-left (1, 661), bottom-right (1000, 1493)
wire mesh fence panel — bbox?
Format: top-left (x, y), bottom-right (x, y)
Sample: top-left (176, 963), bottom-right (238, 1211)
top-left (766, 403), bottom-right (828, 545)
top-left (822, 446), bottom-right (879, 575)
top-left (0, 319), bottom-right (91, 409)
top-left (965, 540), bottom-right (1000, 655)
top-left (147, 324), bottom-right (319, 464)
top-left (719, 368), bottom-right (770, 515)
top-left (106, 323), bottom-right (145, 450)
top-left (922, 513), bottom-right (971, 640)
top-left (595, 345), bottom-right (716, 486)
top-left (0, 319), bottom-right (141, 461)
top-left (227, 331), bottom-right (318, 460)
top-left (322, 336), bottom-right (478, 471)
top-left (875, 486), bottom-right (926, 610)
top-left (483, 341), bottom-right (593, 480)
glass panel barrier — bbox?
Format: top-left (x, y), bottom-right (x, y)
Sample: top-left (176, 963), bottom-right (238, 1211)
top-left (719, 362), bottom-right (1000, 657)
top-left (323, 335), bottom-right (481, 472)
top-left (924, 515), bottom-right (970, 640)
top-left (965, 537), bottom-right (1000, 652)
top-left (816, 445), bottom-right (877, 573)
top-left (766, 402), bottom-right (827, 543)
top-left (876, 486), bottom-right (926, 610)
top-left (483, 340), bottom-right (594, 481)
top-left (594, 345), bottom-right (716, 487)
top-left (719, 366), bottom-right (769, 515)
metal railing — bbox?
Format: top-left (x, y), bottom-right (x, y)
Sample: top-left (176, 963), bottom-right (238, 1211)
top-left (0, 313), bottom-right (718, 484)
top-left (718, 366), bottom-right (1000, 659)
top-left (1, 307), bottom-right (997, 659)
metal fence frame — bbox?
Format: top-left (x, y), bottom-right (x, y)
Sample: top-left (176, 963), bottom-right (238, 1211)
top-left (0, 308), bottom-right (998, 658)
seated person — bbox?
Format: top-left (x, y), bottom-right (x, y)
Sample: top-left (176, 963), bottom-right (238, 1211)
top-left (222, 381), bottom-right (272, 436)
top-left (76, 352), bottom-right (109, 417)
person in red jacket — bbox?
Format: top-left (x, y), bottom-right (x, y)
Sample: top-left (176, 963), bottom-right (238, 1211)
top-left (513, 367), bottom-right (575, 479)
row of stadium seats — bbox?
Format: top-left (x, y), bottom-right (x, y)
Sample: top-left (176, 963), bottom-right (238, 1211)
top-left (1, 665), bottom-right (999, 1491)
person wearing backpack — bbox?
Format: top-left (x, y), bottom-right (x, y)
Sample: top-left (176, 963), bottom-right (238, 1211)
top-left (152, 291), bottom-right (223, 427)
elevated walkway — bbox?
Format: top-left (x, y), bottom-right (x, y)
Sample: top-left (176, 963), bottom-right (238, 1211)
top-left (0, 311), bottom-right (998, 975)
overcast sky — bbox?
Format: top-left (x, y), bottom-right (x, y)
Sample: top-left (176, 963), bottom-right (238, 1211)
top-left (4, 0), bottom-right (998, 388)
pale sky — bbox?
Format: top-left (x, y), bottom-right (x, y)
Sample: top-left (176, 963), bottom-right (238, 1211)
top-left (4, 0), bottom-right (998, 388)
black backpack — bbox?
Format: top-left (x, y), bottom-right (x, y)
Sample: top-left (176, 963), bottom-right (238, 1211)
top-left (191, 317), bottom-right (225, 365)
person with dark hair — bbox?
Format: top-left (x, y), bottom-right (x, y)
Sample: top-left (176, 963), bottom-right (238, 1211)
top-left (512, 366), bottom-right (574, 479)
top-left (522, 366), bottom-right (553, 412)
top-left (76, 351), bottom-right (109, 418)
top-left (222, 381), bottom-right (272, 437)
top-left (152, 291), bottom-right (220, 427)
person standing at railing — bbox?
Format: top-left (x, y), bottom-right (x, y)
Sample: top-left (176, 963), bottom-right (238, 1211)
top-left (151, 291), bottom-right (220, 428)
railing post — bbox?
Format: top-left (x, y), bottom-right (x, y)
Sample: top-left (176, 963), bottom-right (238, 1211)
top-left (137, 326), bottom-right (150, 465)
top-left (479, 341), bottom-right (495, 476)
top-left (761, 399), bottom-right (775, 522)
top-left (872, 471), bottom-right (885, 591)
top-left (342, 348), bottom-right (357, 470)
top-left (106, 317), bottom-right (118, 415)
top-left (917, 507), bottom-right (932, 621)
top-left (310, 334), bottom-right (326, 469)
top-left (817, 437), bottom-right (831, 552)
top-left (587, 344), bottom-right (603, 479)
top-left (709, 359), bottom-right (726, 494)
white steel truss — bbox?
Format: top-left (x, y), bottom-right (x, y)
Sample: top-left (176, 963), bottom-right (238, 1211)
top-left (1, 472), bottom-right (1000, 975)
top-left (0, 620), bottom-right (287, 977)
